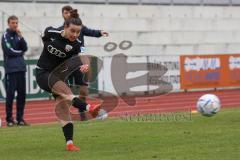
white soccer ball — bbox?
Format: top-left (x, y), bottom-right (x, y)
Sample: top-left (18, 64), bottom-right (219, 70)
top-left (196, 94), bottom-right (221, 117)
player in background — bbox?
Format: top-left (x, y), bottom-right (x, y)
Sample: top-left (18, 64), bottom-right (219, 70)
top-left (58, 5), bottom-right (108, 121)
top-left (36, 9), bottom-right (101, 151)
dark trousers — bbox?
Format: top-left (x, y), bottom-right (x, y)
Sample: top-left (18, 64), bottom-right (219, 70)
top-left (5, 71), bottom-right (26, 122)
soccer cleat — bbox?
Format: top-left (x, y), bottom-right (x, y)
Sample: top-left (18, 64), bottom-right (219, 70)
top-left (6, 119), bottom-right (17, 127)
top-left (66, 144), bottom-right (80, 152)
top-left (88, 104), bottom-right (101, 118)
top-left (7, 121), bottom-right (15, 127)
top-left (17, 119), bottom-right (30, 126)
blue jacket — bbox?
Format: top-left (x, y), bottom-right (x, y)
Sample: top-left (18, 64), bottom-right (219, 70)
top-left (57, 25), bottom-right (102, 47)
top-left (1, 29), bottom-right (27, 73)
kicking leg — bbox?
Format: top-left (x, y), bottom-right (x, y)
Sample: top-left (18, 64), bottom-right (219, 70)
top-left (52, 80), bottom-right (101, 118)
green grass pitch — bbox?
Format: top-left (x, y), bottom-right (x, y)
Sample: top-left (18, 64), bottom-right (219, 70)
top-left (0, 108), bottom-right (239, 160)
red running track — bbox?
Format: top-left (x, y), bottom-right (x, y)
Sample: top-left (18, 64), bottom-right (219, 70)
top-left (0, 89), bottom-right (240, 126)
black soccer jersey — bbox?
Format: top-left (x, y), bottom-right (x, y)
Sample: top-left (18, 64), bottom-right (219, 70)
top-left (37, 27), bottom-right (82, 71)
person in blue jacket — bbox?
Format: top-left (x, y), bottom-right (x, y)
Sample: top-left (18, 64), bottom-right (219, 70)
top-left (58, 6), bottom-right (108, 121)
top-left (1, 15), bottom-right (29, 126)
top-left (58, 6), bottom-right (109, 48)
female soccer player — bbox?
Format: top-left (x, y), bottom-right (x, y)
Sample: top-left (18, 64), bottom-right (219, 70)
top-left (36, 9), bottom-right (100, 151)
top-left (58, 6), bottom-right (109, 121)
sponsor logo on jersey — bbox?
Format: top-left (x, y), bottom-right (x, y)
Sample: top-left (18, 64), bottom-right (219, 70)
top-left (47, 45), bottom-right (66, 58)
top-left (65, 44), bottom-right (73, 52)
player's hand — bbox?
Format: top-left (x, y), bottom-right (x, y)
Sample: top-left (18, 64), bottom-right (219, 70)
top-left (16, 28), bottom-right (23, 38)
top-left (80, 64), bottom-right (89, 73)
top-left (101, 30), bottom-right (109, 37)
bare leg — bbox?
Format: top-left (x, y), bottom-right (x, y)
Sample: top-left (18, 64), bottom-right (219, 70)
top-left (52, 81), bottom-right (75, 101)
top-left (52, 80), bottom-right (92, 121)
top-left (55, 96), bottom-right (72, 126)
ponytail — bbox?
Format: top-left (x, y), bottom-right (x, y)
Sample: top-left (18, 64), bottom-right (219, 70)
top-left (65, 9), bottom-right (82, 27)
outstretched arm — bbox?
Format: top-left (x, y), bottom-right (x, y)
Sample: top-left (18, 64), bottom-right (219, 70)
top-left (82, 25), bottom-right (109, 37)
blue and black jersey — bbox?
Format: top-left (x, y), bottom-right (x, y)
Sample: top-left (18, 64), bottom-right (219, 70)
top-left (1, 29), bottom-right (27, 73)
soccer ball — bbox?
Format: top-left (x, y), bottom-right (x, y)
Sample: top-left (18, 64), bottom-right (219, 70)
top-left (196, 94), bottom-right (221, 117)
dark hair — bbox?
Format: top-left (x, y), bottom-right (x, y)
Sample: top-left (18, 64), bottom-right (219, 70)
top-left (7, 15), bottom-right (18, 23)
top-left (62, 5), bottom-right (73, 13)
top-left (64, 9), bottom-right (82, 27)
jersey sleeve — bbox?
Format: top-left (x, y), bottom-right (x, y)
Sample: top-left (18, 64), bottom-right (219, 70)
top-left (81, 25), bottom-right (102, 37)
top-left (41, 26), bottom-right (61, 42)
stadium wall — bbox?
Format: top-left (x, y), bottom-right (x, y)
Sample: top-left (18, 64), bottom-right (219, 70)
top-left (1, 3), bottom-right (240, 57)
top-left (0, 3), bottom-right (240, 97)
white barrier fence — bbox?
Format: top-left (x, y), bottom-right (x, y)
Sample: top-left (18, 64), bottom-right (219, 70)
top-left (98, 55), bottom-right (180, 95)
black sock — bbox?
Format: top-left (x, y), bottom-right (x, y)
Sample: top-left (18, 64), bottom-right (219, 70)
top-left (62, 123), bottom-right (73, 142)
top-left (78, 97), bottom-right (87, 121)
top-left (78, 97), bottom-right (86, 113)
top-left (72, 97), bottom-right (88, 112)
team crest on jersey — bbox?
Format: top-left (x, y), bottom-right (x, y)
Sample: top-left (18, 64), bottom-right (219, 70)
top-left (65, 45), bottom-right (73, 52)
